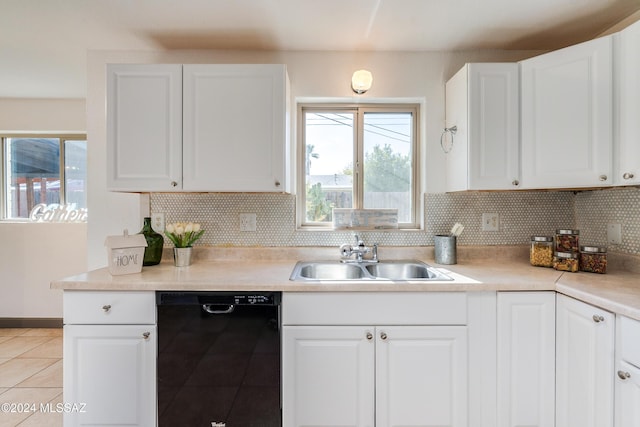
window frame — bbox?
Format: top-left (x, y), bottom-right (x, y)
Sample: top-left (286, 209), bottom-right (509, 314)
top-left (0, 133), bottom-right (87, 221)
top-left (297, 103), bottom-right (420, 229)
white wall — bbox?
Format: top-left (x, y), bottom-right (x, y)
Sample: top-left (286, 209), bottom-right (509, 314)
top-left (87, 49), bottom-right (539, 268)
top-left (0, 97), bottom-right (87, 319)
top-left (0, 223), bottom-right (86, 318)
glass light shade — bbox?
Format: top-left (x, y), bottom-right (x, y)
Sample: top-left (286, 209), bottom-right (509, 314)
top-left (351, 70), bottom-right (373, 94)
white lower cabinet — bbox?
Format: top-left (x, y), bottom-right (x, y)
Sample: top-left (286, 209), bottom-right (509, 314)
top-left (63, 291), bottom-right (156, 427)
top-left (497, 292), bottom-right (556, 427)
top-left (283, 325), bottom-right (467, 427)
top-left (615, 315), bottom-right (640, 427)
top-left (556, 294), bottom-right (615, 427)
top-left (281, 292), bottom-right (496, 427)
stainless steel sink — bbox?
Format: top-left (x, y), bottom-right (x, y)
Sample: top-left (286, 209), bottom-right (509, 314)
top-left (290, 260), bottom-right (453, 281)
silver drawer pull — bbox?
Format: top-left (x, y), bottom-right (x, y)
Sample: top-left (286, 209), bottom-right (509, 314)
top-left (599, 175), bottom-right (608, 182)
top-left (380, 332), bottom-right (388, 340)
top-left (623, 172), bottom-right (635, 180)
top-left (592, 314), bottom-right (605, 323)
top-left (366, 332), bottom-right (373, 341)
top-left (142, 332), bottom-right (151, 340)
top-left (618, 370), bottom-right (631, 380)
top-left (512, 179), bottom-right (519, 186)
top-left (102, 304), bottom-right (112, 312)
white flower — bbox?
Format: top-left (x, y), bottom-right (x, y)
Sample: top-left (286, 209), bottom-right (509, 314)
top-left (166, 223), bottom-right (175, 234)
top-left (175, 225), bottom-right (185, 235)
top-left (193, 223), bottom-right (201, 232)
top-left (185, 223), bottom-right (194, 233)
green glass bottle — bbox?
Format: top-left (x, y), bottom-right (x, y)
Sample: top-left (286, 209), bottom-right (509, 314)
top-left (139, 217), bottom-right (163, 266)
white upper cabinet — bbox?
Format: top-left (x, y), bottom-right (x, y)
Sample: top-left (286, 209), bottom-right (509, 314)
top-left (107, 63), bottom-right (290, 192)
top-left (520, 36), bottom-right (613, 189)
top-left (613, 20), bottom-right (640, 186)
top-left (107, 64), bottom-right (183, 191)
top-left (183, 64), bottom-right (289, 192)
top-left (445, 63), bottom-right (520, 191)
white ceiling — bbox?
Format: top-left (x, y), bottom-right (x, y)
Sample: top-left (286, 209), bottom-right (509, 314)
top-left (1, 0), bottom-right (638, 98)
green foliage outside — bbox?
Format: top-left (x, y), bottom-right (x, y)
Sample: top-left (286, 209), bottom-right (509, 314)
top-left (364, 144), bottom-right (411, 192)
top-left (306, 182), bottom-right (334, 221)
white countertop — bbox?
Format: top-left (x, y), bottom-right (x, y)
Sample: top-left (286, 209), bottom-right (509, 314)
top-left (51, 246), bottom-right (640, 321)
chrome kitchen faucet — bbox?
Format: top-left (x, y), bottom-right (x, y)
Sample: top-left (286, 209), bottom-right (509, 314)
top-left (339, 234), bottom-right (378, 263)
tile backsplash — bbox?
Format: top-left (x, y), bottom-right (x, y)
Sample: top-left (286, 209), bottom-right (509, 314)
top-left (150, 187), bottom-right (640, 255)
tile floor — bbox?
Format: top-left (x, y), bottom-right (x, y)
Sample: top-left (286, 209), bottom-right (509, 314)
top-left (0, 328), bottom-right (63, 427)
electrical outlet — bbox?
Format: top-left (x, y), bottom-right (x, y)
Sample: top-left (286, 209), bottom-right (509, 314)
top-left (607, 223), bottom-right (622, 244)
top-left (239, 213), bottom-right (257, 232)
top-left (482, 213), bottom-right (500, 231)
top-left (151, 213), bottom-right (165, 233)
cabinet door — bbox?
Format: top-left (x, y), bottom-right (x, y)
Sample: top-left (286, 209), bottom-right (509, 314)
top-left (63, 325), bottom-right (157, 427)
top-left (376, 326), bottom-right (468, 427)
top-left (445, 63), bottom-right (520, 191)
top-left (615, 360), bottom-right (640, 427)
top-left (183, 64), bottom-right (288, 192)
top-left (556, 294), bottom-right (614, 427)
top-left (282, 326), bottom-right (375, 427)
top-left (107, 64), bottom-right (183, 191)
top-left (497, 292), bottom-right (555, 427)
top-left (521, 36), bottom-right (613, 189)
top-left (614, 20), bottom-right (640, 185)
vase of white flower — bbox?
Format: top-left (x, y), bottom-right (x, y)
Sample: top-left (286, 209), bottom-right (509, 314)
top-left (164, 222), bottom-right (205, 267)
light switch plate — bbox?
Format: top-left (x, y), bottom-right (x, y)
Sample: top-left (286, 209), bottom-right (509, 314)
top-left (607, 223), bottom-right (622, 244)
top-left (239, 213), bottom-right (257, 232)
top-left (151, 213), bottom-right (165, 233)
top-left (482, 213), bottom-right (499, 231)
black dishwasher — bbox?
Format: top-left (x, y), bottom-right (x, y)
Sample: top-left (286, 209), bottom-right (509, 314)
top-left (156, 291), bottom-right (281, 427)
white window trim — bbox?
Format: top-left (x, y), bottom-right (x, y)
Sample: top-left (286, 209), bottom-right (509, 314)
top-left (296, 103), bottom-right (421, 230)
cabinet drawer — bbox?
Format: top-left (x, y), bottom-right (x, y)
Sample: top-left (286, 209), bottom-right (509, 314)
top-left (64, 291), bottom-right (156, 325)
top-left (282, 292), bottom-right (467, 325)
top-left (619, 316), bottom-right (640, 368)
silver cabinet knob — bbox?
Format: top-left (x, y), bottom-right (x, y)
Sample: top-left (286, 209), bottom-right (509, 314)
top-left (170, 181), bottom-right (178, 187)
top-left (380, 332), bottom-right (387, 340)
top-left (102, 304), bottom-right (112, 312)
top-left (623, 172), bottom-right (635, 180)
top-left (142, 332), bottom-right (151, 340)
top-left (593, 314), bottom-right (605, 323)
top-left (275, 180), bottom-right (281, 187)
top-left (366, 332), bottom-right (373, 341)
top-left (618, 370), bottom-right (631, 380)
top-left (512, 179), bottom-right (519, 186)
top-left (599, 175), bottom-right (608, 182)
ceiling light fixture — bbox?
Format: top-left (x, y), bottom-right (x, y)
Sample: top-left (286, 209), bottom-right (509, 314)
top-left (351, 69), bottom-right (373, 94)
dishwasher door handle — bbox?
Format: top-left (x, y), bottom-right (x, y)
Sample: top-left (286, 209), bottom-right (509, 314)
top-left (202, 304), bottom-right (235, 314)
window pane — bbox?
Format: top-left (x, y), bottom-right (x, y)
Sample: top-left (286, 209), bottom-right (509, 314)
top-left (65, 140), bottom-right (87, 210)
top-left (363, 113), bottom-right (413, 223)
top-left (5, 138), bottom-right (60, 219)
top-left (304, 112), bottom-right (354, 222)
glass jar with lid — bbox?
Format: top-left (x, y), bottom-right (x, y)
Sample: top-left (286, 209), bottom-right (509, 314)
top-left (579, 246), bottom-right (607, 274)
top-left (553, 251), bottom-right (579, 272)
top-left (555, 229), bottom-right (580, 253)
top-left (530, 236), bottom-right (554, 267)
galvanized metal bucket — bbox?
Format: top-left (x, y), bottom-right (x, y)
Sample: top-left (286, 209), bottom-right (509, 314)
top-left (434, 235), bottom-right (457, 265)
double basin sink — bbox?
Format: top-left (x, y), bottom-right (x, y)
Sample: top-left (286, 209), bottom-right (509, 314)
top-left (290, 260), bottom-right (453, 282)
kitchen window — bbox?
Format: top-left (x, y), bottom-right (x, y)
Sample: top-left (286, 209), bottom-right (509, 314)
top-left (299, 104), bottom-right (419, 228)
top-left (1, 135), bottom-right (87, 220)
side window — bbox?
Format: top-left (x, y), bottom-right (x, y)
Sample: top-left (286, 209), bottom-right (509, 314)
top-left (300, 105), bottom-right (419, 228)
top-left (2, 136), bottom-right (87, 220)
